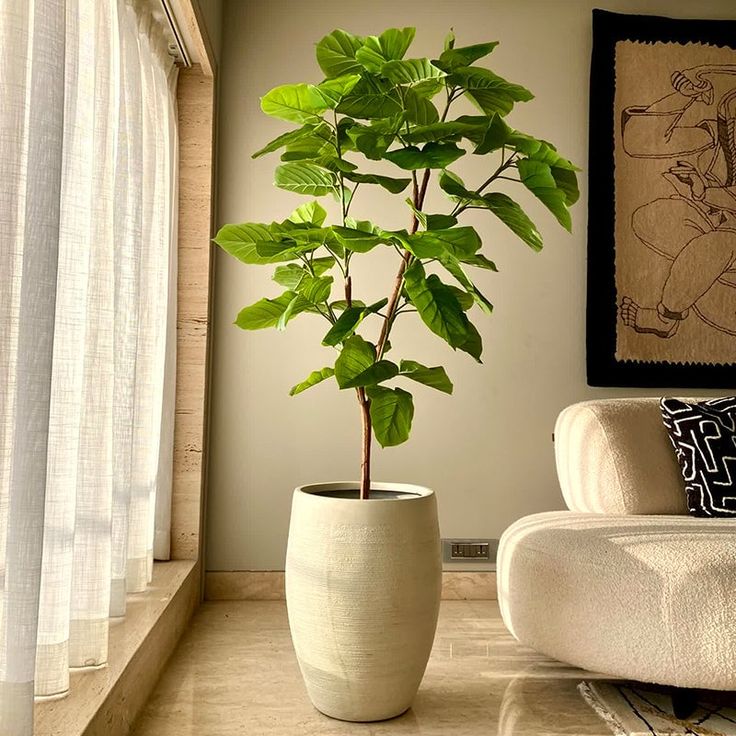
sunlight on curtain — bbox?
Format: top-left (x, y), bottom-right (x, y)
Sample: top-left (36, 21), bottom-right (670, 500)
top-left (0, 0), bottom-right (178, 732)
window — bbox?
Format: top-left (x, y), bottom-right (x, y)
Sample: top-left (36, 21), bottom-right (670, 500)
top-left (0, 1), bottom-right (178, 732)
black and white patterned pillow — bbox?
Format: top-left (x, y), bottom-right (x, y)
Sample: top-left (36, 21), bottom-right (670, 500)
top-left (660, 397), bottom-right (736, 517)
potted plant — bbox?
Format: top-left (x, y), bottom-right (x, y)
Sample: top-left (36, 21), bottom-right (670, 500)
top-left (215, 26), bottom-right (578, 722)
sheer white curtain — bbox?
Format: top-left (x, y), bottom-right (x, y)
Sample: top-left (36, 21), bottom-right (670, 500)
top-left (0, 0), bottom-right (178, 732)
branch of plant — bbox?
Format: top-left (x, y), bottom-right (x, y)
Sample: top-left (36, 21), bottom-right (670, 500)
top-left (450, 153), bottom-right (518, 218)
top-left (441, 86), bottom-right (457, 122)
top-left (372, 86), bottom-right (455, 361)
top-left (343, 183), bottom-right (359, 219)
top-left (313, 304), bottom-right (336, 324)
top-left (375, 166), bottom-right (432, 360)
top-left (325, 246), bottom-right (346, 277)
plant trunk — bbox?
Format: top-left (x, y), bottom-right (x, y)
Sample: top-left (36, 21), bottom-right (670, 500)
top-left (358, 388), bottom-right (371, 499)
top-left (359, 170), bottom-right (432, 499)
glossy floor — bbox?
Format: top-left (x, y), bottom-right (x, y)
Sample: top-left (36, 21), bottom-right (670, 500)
top-left (131, 600), bottom-right (612, 735)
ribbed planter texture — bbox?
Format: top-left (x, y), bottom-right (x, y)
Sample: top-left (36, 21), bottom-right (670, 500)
top-left (285, 481), bottom-right (442, 722)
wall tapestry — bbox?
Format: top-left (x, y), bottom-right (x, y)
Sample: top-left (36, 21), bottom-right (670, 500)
top-left (587, 10), bottom-right (736, 387)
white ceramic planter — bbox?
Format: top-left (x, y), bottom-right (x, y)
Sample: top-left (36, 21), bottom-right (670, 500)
top-left (285, 481), bottom-right (442, 722)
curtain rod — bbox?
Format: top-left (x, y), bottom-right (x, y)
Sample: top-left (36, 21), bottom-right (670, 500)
top-left (159, 0), bottom-right (192, 67)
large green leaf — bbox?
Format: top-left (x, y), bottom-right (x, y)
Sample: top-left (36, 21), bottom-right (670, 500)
top-left (276, 293), bottom-right (306, 331)
top-left (235, 291), bottom-right (309, 330)
top-left (312, 256), bottom-right (336, 275)
top-left (438, 169), bottom-right (470, 201)
top-left (346, 124), bottom-right (395, 159)
top-left (340, 359), bottom-right (399, 389)
top-left (261, 84), bottom-right (329, 124)
top-left (343, 171), bottom-right (411, 193)
top-left (268, 222), bottom-right (332, 245)
top-left (458, 320), bottom-right (483, 362)
top-left (405, 226), bottom-right (481, 259)
top-left (331, 225), bottom-right (383, 253)
top-left (274, 162), bottom-right (336, 196)
top-left (289, 367), bottom-right (335, 396)
top-left (288, 200), bottom-right (327, 226)
top-left (297, 274), bottom-right (333, 304)
top-left (253, 233), bottom-right (318, 261)
top-left (525, 139), bottom-right (578, 172)
top-left (462, 253), bottom-right (497, 270)
top-left (214, 223), bottom-right (296, 265)
top-left (412, 78), bottom-right (446, 99)
top-left (435, 42), bottom-right (499, 71)
top-left (367, 386), bottom-right (414, 447)
top-left (337, 77), bottom-right (403, 119)
top-left (426, 214), bottom-right (458, 230)
top-left (307, 154), bottom-right (357, 172)
top-left (473, 113), bottom-right (513, 154)
top-left (402, 88), bottom-right (439, 125)
top-left (384, 142), bottom-right (464, 170)
top-left (403, 261), bottom-right (469, 349)
top-left (439, 255), bottom-right (494, 314)
top-left (382, 58), bottom-right (444, 86)
top-left (355, 27), bottom-right (416, 71)
top-left (403, 118), bottom-right (489, 144)
top-left (405, 200), bottom-right (457, 230)
top-left (252, 241), bottom-right (308, 261)
top-left (399, 360), bottom-right (453, 394)
top-left (449, 67), bottom-right (533, 116)
top-left (322, 298), bottom-right (389, 346)
top-left (315, 74), bottom-right (362, 107)
top-left (551, 166), bottom-right (579, 206)
top-left (252, 124), bottom-right (330, 159)
top-left (331, 299), bottom-right (366, 311)
top-left (334, 335), bottom-right (376, 388)
top-left (447, 285), bottom-right (474, 310)
top-left (322, 306), bottom-right (363, 346)
top-left (273, 264), bottom-right (307, 289)
top-left (481, 192), bottom-right (543, 251)
top-left (517, 159), bottom-right (572, 231)
top-left (316, 29), bottom-right (365, 78)
top-left (279, 135), bottom-right (334, 162)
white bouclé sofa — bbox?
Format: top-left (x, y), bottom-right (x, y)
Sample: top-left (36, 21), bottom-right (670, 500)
top-left (497, 398), bottom-right (736, 691)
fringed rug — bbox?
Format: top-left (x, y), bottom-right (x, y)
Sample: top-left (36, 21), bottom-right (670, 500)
top-left (580, 681), bottom-right (736, 736)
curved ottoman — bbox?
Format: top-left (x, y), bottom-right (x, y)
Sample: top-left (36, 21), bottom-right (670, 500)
top-left (498, 511), bottom-right (736, 689)
top-left (497, 398), bottom-right (736, 692)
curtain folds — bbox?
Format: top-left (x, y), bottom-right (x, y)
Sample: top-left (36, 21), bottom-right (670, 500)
top-left (0, 1), bottom-right (178, 732)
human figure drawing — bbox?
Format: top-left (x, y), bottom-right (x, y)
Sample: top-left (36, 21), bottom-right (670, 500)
top-left (619, 64), bottom-right (736, 339)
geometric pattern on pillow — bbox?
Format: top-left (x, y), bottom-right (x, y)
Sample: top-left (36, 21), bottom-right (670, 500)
top-left (660, 397), bottom-right (736, 517)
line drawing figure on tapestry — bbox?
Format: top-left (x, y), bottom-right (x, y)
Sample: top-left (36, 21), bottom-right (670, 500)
top-left (619, 64), bottom-right (736, 339)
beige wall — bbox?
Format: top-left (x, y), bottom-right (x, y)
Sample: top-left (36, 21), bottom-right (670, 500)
top-left (207, 0), bottom-right (735, 571)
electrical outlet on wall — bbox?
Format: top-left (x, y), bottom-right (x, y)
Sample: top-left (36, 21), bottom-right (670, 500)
top-left (442, 538), bottom-right (498, 564)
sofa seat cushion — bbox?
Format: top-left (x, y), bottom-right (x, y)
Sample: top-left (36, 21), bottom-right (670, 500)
top-left (497, 511), bottom-right (736, 690)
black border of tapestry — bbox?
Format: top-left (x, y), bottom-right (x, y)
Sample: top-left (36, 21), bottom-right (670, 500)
top-left (587, 9), bottom-right (736, 388)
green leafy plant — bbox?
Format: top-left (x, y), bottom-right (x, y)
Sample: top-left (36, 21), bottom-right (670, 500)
top-left (215, 27), bottom-right (579, 499)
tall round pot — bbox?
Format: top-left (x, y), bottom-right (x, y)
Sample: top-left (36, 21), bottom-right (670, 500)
top-left (285, 481), bottom-right (442, 722)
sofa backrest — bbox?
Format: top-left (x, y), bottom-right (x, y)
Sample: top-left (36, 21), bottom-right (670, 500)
top-left (554, 398), bottom-right (688, 515)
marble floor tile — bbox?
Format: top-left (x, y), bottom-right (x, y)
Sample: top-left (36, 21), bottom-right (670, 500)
top-left (131, 600), bottom-right (611, 735)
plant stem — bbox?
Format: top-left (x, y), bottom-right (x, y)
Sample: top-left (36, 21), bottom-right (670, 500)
top-left (358, 387), bottom-right (371, 500)
top-left (451, 154), bottom-right (518, 218)
top-left (360, 91), bottom-right (454, 498)
top-left (376, 167), bottom-right (430, 360)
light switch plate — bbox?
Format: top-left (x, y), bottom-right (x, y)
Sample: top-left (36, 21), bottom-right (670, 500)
top-left (442, 538), bottom-right (498, 563)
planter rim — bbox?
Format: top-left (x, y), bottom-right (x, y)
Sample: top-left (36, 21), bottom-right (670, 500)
top-left (294, 481), bottom-right (433, 501)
